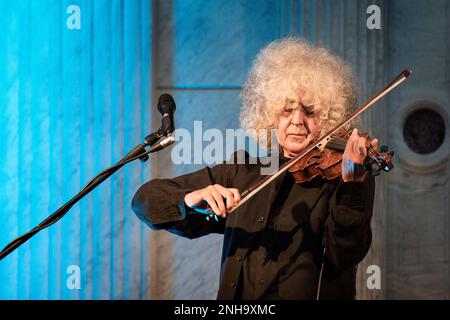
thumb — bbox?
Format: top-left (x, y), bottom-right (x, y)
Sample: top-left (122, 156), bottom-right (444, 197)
top-left (371, 138), bottom-right (379, 150)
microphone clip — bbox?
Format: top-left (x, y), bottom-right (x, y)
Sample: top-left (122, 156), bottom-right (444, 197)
top-left (136, 128), bottom-right (174, 163)
top-left (144, 127), bottom-right (165, 147)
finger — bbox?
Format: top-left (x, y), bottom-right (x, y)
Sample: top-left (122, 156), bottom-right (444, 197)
top-left (353, 136), bottom-right (364, 157)
top-left (229, 188), bottom-right (241, 205)
top-left (214, 185), bottom-right (235, 211)
top-left (357, 138), bottom-right (367, 159)
top-left (349, 137), bottom-right (363, 164)
top-left (210, 186), bottom-right (226, 217)
top-left (203, 194), bottom-right (222, 216)
top-left (210, 187), bottom-right (226, 216)
top-left (349, 133), bottom-right (358, 157)
top-left (344, 132), bottom-right (356, 155)
top-left (370, 138), bottom-right (379, 151)
top-left (224, 192), bottom-right (234, 211)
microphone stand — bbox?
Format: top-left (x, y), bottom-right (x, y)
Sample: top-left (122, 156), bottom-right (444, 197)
top-left (0, 128), bottom-right (174, 261)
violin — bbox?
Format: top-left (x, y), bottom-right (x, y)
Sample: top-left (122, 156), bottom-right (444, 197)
top-left (288, 130), bottom-right (394, 184)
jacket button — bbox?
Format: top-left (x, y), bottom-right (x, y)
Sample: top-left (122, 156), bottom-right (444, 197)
top-left (258, 279), bottom-right (264, 285)
top-left (257, 216), bottom-right (264, 223)
top-left (236, 255), bottom-right (242, 262)
top-left (230, 281), bottom-right (236, 288)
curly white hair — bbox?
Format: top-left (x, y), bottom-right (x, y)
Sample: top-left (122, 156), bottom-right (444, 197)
top-left (240, 37), bottom-right (358, 148)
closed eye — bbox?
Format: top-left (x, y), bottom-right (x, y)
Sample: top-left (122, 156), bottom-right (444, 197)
top-left (283, 107), bottom-right (295, 112)
top-left (303, 105), bottom-right (315, 115)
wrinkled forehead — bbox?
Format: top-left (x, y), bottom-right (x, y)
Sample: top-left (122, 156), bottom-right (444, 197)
top-left (267, 87), bottom-right (321, 111)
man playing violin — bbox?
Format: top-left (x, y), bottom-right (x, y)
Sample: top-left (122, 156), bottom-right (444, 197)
top-left (132, 37), bottom-right (379, 299)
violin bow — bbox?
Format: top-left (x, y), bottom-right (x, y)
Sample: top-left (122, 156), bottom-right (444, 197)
top-left (225, 69), bottom-right (411, 214)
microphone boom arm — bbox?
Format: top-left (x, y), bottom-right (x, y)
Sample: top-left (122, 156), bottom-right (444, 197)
top-left (0, 130), bottom-right (174, 261)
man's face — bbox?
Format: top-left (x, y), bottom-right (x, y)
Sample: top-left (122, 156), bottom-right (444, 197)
top-left (275, 99), bottom-right (321, 158)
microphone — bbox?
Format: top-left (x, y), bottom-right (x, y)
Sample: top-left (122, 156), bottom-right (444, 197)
top-left (144, 93), bottom-right (176, 148)
top-left (158, 93), bottom-right (176, 135)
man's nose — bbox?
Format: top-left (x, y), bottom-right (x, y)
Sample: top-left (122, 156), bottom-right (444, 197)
top-left (291, 108), bottom-right (304, 125)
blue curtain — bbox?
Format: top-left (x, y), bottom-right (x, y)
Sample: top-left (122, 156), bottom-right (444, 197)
top-left (0, 0), bottom-right (152, 299)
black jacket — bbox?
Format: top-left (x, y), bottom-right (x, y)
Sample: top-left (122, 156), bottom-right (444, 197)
top-left (131, 151), bottom-right (375, 299)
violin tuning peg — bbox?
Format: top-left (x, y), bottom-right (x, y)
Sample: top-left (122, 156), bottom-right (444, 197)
top-left (380, 145), bottom-right (389, 153)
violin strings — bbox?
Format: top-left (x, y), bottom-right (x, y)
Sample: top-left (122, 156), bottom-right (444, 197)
top-left (367, 147), bottom-right (383, 165)
top-left (327, 137), bottom-right (347, 150)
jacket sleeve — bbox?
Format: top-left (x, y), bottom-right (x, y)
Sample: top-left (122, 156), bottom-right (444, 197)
top-left (323, 174), bottom-right (375, 271)
top-left (131, 161), bottom-right (238, 239)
